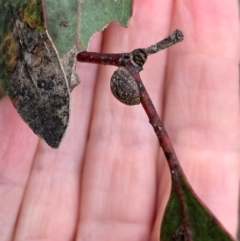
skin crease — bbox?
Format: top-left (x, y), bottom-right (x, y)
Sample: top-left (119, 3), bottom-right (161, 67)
top-left (0, 0), bottom-right (239, 240)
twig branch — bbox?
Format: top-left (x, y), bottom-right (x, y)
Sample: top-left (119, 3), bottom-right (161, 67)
top-left (77, 29), bottom-right (190, 239)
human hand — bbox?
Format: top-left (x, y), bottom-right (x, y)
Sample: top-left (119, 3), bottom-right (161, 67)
top-left (0, 0), bottom-right (239, 240)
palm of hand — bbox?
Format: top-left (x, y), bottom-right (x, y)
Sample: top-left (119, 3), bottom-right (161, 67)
top-left (0, 1), bottom-right (239, 241)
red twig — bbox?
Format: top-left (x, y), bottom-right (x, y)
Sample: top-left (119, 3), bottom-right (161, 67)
top-left (77, 29), bottom-right (191, 239)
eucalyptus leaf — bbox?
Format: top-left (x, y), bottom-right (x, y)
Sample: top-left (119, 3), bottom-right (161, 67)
top-left (160, 174), bottom-right (235, 241)
top-left (0, 0), bottom-right (133, 147)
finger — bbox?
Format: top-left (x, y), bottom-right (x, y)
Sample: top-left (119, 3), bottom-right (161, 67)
top-left (0, 97), bottom-right (38, 241)
top-left (156, 0), bottom-right (240, 237)
top-left (13, 33), bottom-right (104, 241)
top-left (77, 1), bottom-right (174, 241)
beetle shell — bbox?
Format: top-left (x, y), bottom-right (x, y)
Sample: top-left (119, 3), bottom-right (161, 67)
top-left (110, 67), bottom-right (140, 105)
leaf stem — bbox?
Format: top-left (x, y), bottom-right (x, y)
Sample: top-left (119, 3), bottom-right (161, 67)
top-left (128, 68), bottom-right (191, 240)
top-left (77, 52), bottom-right (122, 66)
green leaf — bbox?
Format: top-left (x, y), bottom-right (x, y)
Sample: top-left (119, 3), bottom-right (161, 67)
top-left (45, 0), bottom-right (133, 56)
top-left (160, 173), bottom-right (235, 241)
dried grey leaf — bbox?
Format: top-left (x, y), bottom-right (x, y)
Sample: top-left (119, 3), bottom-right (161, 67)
top-left (9, 12), bottom-right (71, 148)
